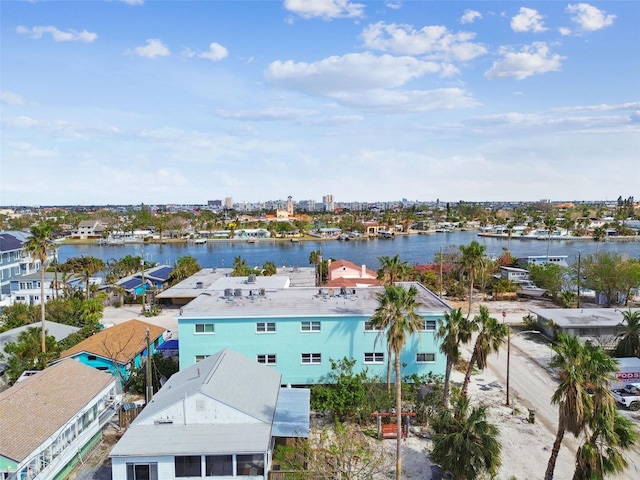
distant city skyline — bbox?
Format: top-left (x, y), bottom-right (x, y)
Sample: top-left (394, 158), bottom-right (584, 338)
top-left (1, 1), bottom-right (638, 205)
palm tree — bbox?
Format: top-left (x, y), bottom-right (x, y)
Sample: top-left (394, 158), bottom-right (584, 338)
top-left (459, 241), bottom-right (486, 317)
top-left (374, 284), bottom-right (423, 480)
top-left (23, 224), bottom-right (53, 353)
top-left (430, 393), bottom-right (502, 479)
top-left (67, 256), bottom-right (106, 299)
top-left (461, 306), bottom-right (507, 396)
top-left (435, 308), bottom-right (475, 406)
top-left (370, 286), bottom-right (400, 391)
top-left (593, 226), bottom-right (606, 254)
top-left (377, 254), bottom-right (409, 285)
top-left (544, 335), bottom-right (619, 480)
top-left (169, 255), bottom-right (201, 286)
top-left (614, 309), bottom-right (640, 357)
top-left (544, 214), bottom-right (558, 259)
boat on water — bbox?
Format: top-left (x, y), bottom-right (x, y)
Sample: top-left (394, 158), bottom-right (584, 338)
top-left (377, 230), bottom-right (395, 239)
top-left (192, 238), bottom-right (207, 244)
top-left (247, 238), bottom-right (256, 244)
top-left (515, 280), bottom-right (547, 297)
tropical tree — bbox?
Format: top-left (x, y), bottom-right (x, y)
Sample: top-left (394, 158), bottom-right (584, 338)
top-left (461, 306), bottom-right (507, 396)
top-left (3, 327), bottom-right (58, 384)
top-left (23, 224), bottom-right (53, 353)
top-left (544, 335), bottom-right (622, 480)
top-left (309, 249), bottom-right (323, 286)
top-left (430, 393), bottom-right (502, 479)
top-left (373, 284), bottom-right (423, 480)
top-left (231, 255), bottom-right (251, 277)
top-left (261, 261), bottom-right (277, 276)
top-left (435, 308), bottom-right (474, 406)
top-left (65, 256), bottom-right (106, 298)
top-left (168, 255), bottom-right (201, 285)
top-left (614, 309), bottom-right (640, 357)
top-left (377, 255), bottom-right (409, 285)
top-left (544, 214), bottom-right (558, 258)
top-left (459, 241), bottom-right (486, 317)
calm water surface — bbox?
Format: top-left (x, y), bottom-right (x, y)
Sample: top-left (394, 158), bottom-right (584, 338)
top-left (57, 232), bottom-right (640, 270)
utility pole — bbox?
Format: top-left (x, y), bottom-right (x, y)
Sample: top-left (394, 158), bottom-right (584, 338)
top-left (145, 327), bottom-right (153, 404)
top-left (576, 252), bottom-right (581, 309)
top-left (439, 245), bottom-right (443, 299)
top-left (141, 246), bottom-right (146, 313)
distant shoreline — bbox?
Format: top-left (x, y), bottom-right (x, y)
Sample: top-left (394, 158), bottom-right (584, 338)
top-left (477, 233), bottom-right (640, 242)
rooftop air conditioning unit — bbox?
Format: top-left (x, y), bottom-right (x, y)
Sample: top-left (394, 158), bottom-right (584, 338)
top-left (248, 274), bottom-right (256, 284)
top-left (234, 288), bottom-right (243, 297)
top-left (224, 288), bottom-right (234, 299)
top-left (195, 282), bottom-right (203, 289)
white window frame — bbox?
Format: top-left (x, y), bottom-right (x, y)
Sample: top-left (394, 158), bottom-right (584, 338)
top-left (256, 322), bottom-right (276, 333)
top-left (416, 352), bottom-right (436, 363)
top-left (257, 354), bottom-right (277, 365)
top-left (194, 323), bottom-right (215, 334)
top-left (301, 353), bottom-right (321, 364)
top-left (364, 321), bottom-right (381, 332)
top-left (364, 352), bottom-right (384, 364)
top-left (301, 321), bottom-right (321, 332)
top-left (422, 319), bottom-right (436, 331)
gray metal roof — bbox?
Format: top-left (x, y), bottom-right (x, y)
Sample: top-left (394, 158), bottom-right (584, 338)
top-left (273, 388), bottom-right (310, 438)
top-left (111, 349), bottom-right (286, 458)
top-left (180, 282), bottom-right (451, 319)
top-left (531, 308), bottom-right (640, 328)
top-left (134, 349), bottom-right (282, 425)
top-left (109, 423), bottom-right (272, 457)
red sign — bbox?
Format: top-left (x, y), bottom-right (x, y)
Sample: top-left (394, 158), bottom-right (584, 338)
top-left (502, 311), bottom-right (506, 318)
top-left (617, 372), bottom-right (640, 380)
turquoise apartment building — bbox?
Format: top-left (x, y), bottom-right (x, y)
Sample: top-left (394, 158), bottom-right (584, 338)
top-left (176, 275), bottom-right (450, 385)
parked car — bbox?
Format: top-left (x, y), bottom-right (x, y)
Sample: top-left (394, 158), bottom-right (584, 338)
top-left (612, 383), bottom-right (640, 411)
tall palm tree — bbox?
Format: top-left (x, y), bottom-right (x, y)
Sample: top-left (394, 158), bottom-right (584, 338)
top-left (544, 334), bottom-right (620, 480)
top-left (375, 284), bottom-right (423, 480)
top-left (544, 214), bottom-right (558, 259)
top-left (614, 309), bottom-right (640, 357)
top-left (459, 241), bottom-right (486, 318)
top-left (461, 306), bottom-right (507, 396)
top-left (377, 254), bottom-right (409, 285)
top-left (23, 224), bottom-right (53, 353)
top-left (435, 308), bottom-right (475, 406)
top-left (430, 393), bottom-right (502, 479)
top-left (67, 256), bottom-right (106, 299)
top-left (370, 286), bottom-right (401, 391)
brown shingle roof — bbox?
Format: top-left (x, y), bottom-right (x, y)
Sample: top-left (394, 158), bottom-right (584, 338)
top-left (0, 359), bottom-right (114, 462)
top-left (59, 319), bottom-right (165, 365)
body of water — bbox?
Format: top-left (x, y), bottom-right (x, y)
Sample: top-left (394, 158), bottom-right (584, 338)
top-left (56, 233), bottom-right (640, 270)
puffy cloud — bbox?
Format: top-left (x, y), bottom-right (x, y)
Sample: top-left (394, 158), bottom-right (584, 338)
top-left (15, 25), bottom-right (97, 42)
top-left (485, 42), bottom-right (563, 80)
top-left (284, 0), bottom-right (365, 19)
top-left (511, 7), bottom-right (546, 33)
top-left (460, 9), bottom-right (482, 24)
top-left (361, 22), bottom-right (487, 62)
top-left (1, 91), bottom-right (25, 105)
top-left (130, 39), bottom-right (170, 58)
top-left (198, 42), bottom-right (229, 62)
top-left (119, 0), bottom-right (144, 5)
top-left (264, 53), bottom-right (478, 112)
top-left (567, 3), bottom-right (615, 32)
top-left (265, 53), bottom-right (442, 94)
top-left (559, 27), bottom-right (572, 36)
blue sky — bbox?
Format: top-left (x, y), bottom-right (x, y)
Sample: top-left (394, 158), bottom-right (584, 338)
top-left (1, 0), bottom-right (638, 206)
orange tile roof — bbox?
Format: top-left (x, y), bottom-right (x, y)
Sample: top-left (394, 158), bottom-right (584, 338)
top-left (59, 319), bottom-right (165, 365)
top-left (0, 359), bottom-right (114, 462)
top-left (329, 259), bottom-right (377, 277)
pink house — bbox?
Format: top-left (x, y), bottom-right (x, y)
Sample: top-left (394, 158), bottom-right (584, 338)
top-left (325, 259), bottom-right (381, 288)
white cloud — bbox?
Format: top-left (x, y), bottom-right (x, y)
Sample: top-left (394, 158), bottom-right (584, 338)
top-left (198, 42), bottom-right (229, 62)
top-left (385, 1), bottom-right (402, 10)
top-left (567, 3), bottom-right (615, 32)
top-left (511, 7), bottom-right (547, 33)
top-left (331, 88), bottom-right (479, 112)
top-left (119, 0), bottom-right (144, 5)
top-left (559, 27), bottom-right (572, 36)
top-left (283, 0), bottom-right (365, 19)
top-left (265, 53), bottom-right (441, 94)
top-left (130, 39), bottom-right (170, 58)
top-left (215, 107), bottom-right (317, 121)
top-left (264, 53), bottom-right (478, 112)
top-left (361, 22), bottom-right (487, 62)
top-left (1, 91), bottom-right (25, 105)
top-left (15, 25), bottom-right (97, 42)
top-left (461, 9), bottom-right (482, 25)
top-left (485, 42), bottom-right (563, 80)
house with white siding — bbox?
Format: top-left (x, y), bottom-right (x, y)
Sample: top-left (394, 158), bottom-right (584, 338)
top-left (0, 359), bottom-right (117, 480)
top-left (109, 349), bottom-right (309, 480)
